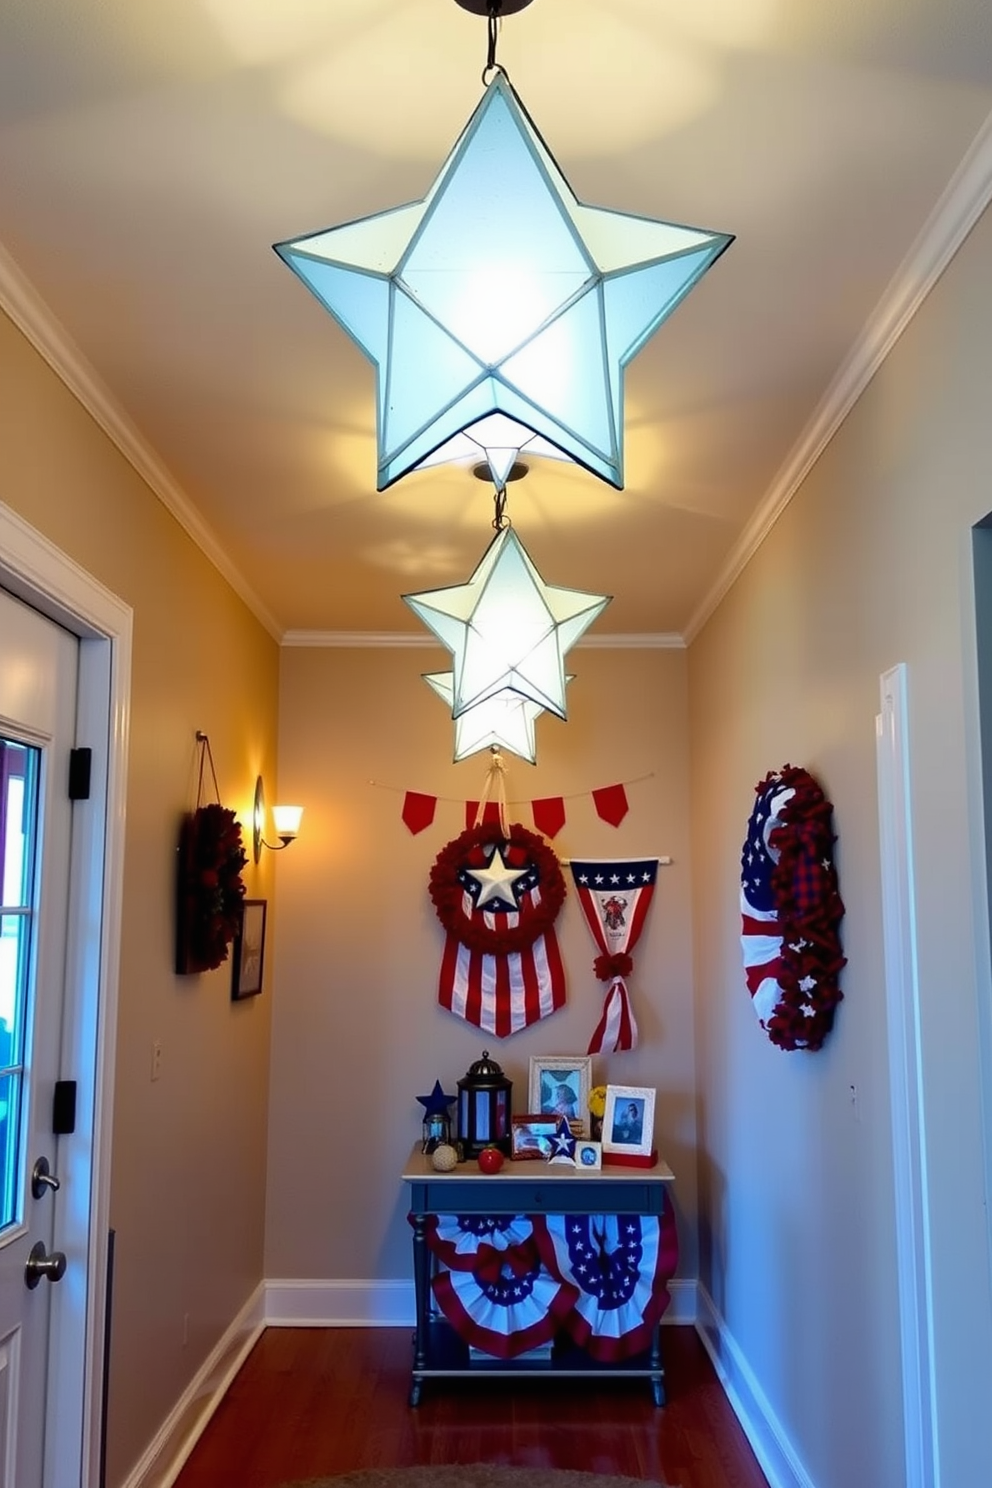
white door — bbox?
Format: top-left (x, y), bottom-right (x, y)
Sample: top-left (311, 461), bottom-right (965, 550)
top-left (0, 587), bottom-right (77, 1487)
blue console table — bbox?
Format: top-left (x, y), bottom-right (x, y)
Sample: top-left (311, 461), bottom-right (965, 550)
top-left (401, 1145), bottom-right (676, 1407)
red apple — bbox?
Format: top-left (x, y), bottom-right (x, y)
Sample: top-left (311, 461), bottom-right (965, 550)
top-left (477, 1146), bottom-right (504, 1174)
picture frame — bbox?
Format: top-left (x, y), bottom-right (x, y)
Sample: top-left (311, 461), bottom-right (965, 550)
top-left (528, 1055), bottom-right (593, 1137)
top-left (231, 899), bottom-right (266, 1000)
top-left (510, 1114), bottom-right (560, 1160)
top-left (602, 1084), bottom-right (655, 1159)
top-left (574, 1139), bottom-right (602, 1171)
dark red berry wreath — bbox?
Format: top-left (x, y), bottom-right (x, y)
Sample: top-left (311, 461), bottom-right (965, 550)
top-left (176, 803), bottom-right (248, 974)
top-left (429, 820), bottom-right (566, 956)
top-left (740, 765), bottom-right (846, 1051)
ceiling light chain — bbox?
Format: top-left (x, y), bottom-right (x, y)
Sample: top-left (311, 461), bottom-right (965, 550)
top-left (492, 485), bottom-right (509, 532)
top-left (484, 4), bottom-right (506, 86)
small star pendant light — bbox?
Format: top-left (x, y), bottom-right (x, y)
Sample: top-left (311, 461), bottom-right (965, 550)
top-left (274, 0), bottom-right (733, 492)
top-left (405, 476), bottom-right (607, 762)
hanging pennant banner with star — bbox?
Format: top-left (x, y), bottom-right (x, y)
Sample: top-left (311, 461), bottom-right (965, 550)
top-left (569, 859), bottom-right (659, 1054)
top-left (430, 821), bottom-right (567, 1037)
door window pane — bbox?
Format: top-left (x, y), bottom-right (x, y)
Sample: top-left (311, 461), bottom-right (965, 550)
top-left (0, 740), bottom-right (39, 1234)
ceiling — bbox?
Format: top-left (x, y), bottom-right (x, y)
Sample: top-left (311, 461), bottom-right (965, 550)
top-left (2, 0), bottom-right (992, 642)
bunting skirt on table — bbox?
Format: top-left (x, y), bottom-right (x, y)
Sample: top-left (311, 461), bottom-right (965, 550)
top-left (536, 1207), bottom-right (679, 1361)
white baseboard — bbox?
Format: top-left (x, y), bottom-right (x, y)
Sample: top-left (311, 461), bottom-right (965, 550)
top-left (265, 1278), bottom-right (416, 1326)
top-left (263, 1275), bottom-right (698, 1328)
top-left (695, 1284), bottom-right (814, 1488)
top-left (119, 1285), bottom-right (265, 1488)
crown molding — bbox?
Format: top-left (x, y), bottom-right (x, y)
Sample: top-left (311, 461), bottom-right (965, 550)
top-left (684, 104), bottom-right (992, 645)
top-left (280, 629), bottom-right (685, 649)
top-left (0, 243), bottom-right (284, 642)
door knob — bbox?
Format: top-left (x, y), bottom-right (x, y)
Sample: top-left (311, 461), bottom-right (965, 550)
top-left (24, 1241), bottom-right (67, 1290)
top-left (31, 1156), bottom-right (60, 1200)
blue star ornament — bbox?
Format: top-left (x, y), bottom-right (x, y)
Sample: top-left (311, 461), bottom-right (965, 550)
top-left (417, 1080), bottom-right (456, 1119)
top-left (405, 527), bottom-right (608, 721)
top-left (275, 72), bottom-right (732, 491)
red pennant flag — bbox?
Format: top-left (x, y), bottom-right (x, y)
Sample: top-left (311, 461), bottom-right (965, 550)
top-left (532, 796), bottom-right (566, 838)
top-left (465, 800), bottom-right (503, 829)
top-left (593, 783), bottom-right (629, 827)
top-left (402, 791), bottom-right (437, 835)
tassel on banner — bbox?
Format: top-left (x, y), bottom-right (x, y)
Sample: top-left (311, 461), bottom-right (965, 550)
top-left (402, 791), bottom-right (437, 835)
top-left (532, 796), bottom-right (566, 839)
top-left (593, 783), bottom-right (629, 826)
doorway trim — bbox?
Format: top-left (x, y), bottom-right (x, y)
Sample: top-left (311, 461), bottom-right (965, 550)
top-left (0, 500), bottom-right (131, 1488)
top-left (876, 664), bottom-right (938, 1488)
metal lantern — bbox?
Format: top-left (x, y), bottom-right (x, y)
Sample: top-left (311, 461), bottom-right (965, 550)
top-left (457, 1049), bottom-right (512, 1157)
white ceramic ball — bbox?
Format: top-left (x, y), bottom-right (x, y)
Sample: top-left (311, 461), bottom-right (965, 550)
top-left (431, 1143), bottom-right (458, 1172)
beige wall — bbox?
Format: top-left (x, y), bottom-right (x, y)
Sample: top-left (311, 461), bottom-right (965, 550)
top-left (265, 645), bottom-right (698, 1279)
top-left (0, 309), bottom-right (279, 1488)
top-left (687, 202), bottom-right (992, 1485)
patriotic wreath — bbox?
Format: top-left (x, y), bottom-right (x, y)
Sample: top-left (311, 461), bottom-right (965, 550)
top-left (429, 820), bottom-right (566, 956)
top-left (175, 803), bottom-right (248, 973)
top-left (740, 765), bottom-right (846, 1052)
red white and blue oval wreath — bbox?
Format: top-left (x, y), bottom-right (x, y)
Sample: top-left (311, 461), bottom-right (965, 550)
top-left (740, 765), bottom-right (846, 1052)
top-left (536, 1210), bottom-right (679, 1362)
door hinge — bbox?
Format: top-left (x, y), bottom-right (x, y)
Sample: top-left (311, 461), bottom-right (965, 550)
top-left (52, 1080), bottom-right (77, 1135)
top-left (68, 747), bottom-right (92, 801)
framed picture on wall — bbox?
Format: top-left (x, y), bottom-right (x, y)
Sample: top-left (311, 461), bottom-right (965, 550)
top-left (602, 1084), bottom-right (655, 1159)
top-left (231, 899), bottom-right (266, 1000)
top-left (528, 1055), bottom-right (592, 1136)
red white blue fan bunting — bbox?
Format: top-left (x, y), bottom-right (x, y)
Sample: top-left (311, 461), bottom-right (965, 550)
top-left (536, 1209), bottom-right (678, 1361)
top-left (568, 859), bottom-right (659, 1053)
top-left (422, 1213), bottom-right (539, 1280)
top-left (740, 765), bottom-right (846, 1051)
top-left (432, 1256), bottom-right (579, 1359)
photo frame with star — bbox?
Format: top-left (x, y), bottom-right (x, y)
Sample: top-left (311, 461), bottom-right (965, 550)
top-left (528, 1055), bottom-right (592, 1137)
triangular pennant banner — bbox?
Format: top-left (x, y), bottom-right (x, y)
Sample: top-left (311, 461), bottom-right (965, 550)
top-left (402, 790), bottom-right (437, 835)
top-left (568, 858), bottom-right (659, 1053)
top-left (532, 796), bottom-right (566, 839)
top-left (592, 783), bottom-right (629, 826)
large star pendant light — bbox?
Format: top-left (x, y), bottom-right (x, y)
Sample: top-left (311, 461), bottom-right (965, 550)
top-left (405, 525), bottom-right (608, 722)
top-left (275, 63), bottom-right (732, 491)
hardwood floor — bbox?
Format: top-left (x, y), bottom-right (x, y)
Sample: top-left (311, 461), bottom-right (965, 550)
top-left (173, 1327), bottom-right (769, 1488)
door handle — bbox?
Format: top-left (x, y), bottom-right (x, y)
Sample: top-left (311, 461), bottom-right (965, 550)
top-left (31, 1156), bottom-right (60, 1200)
top-left (24, 1241), bottom-right (67, 1290)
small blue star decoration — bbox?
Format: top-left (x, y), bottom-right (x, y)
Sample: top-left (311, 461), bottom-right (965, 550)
top-left (416, 1080), bottom-right (456, 1118)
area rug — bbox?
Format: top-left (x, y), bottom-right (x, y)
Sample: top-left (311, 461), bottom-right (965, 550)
top-left (279, 1467), bottom-right (675, 1488)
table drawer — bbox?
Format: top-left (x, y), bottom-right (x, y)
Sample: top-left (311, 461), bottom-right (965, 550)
top-left (410, 1178), bottom-right (661, 1215)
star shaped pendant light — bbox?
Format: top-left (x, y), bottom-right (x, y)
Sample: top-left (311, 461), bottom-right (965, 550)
top-left (423, 669), bottom-right (572, 763)
top-left (274, 1), bottom-right (733, 491)
top-left (405, 521), bottom-right (609, 725)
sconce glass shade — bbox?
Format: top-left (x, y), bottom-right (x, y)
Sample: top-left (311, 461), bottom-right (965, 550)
top-left (405, 526), bottom-right (608, 722)
top-left (253, 776), bottom-right (304, 860)
top-left (274, 71), bottom-right (732, 491)
top-left (272, 804), bottom-right (303, 842)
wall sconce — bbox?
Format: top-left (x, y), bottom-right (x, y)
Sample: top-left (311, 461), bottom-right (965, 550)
top-left (252, 776), bottom-right (303, 863)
